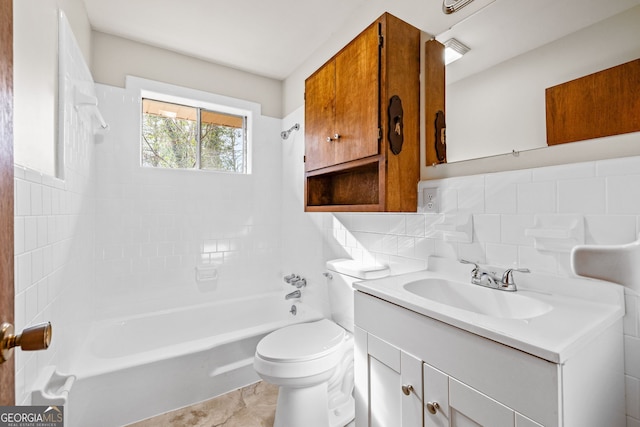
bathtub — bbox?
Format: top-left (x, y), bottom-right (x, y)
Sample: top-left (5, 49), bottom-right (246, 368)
top-left (62, 292), bottom-right (322, 427)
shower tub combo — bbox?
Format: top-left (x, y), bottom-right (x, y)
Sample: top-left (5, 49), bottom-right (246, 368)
top-left (38, 292), bottom-right (321, 427)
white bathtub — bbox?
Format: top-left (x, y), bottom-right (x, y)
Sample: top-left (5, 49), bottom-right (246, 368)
top-left (64, 292), bottom-right (322, 427)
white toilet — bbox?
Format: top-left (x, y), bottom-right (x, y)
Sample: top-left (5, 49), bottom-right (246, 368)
top-left (254, 259), bottom-right (389, 427)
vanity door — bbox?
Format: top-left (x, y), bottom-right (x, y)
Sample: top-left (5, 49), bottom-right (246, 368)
top-left (355, 328), bottom-right (423, 427)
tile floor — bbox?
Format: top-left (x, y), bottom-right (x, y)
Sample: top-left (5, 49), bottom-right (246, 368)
top-left (126, 381), bottom-right (279, 427)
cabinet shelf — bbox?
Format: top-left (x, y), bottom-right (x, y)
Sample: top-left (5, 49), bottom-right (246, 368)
top-left (305, 160), bottom-right (382, 211)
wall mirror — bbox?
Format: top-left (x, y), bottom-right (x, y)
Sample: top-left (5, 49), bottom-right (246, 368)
top-left (423, 0), bottom-right (640, 178)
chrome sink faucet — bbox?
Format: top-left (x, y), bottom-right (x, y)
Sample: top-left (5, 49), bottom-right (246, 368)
top-left (459, 259), bottom-right (529, 292)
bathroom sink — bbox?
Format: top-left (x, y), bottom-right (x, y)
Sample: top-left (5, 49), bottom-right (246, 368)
top-left (353, 257), bottom-right (625, 363)
top-left (403, 278), bottom-right (553, 319)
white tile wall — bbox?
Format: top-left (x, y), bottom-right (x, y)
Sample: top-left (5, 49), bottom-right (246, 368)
top-left (13, 13), bottom-right (96, 405)
top-left (305, 150), bottom-right (640, 426)
top-left (91, 82), bottom-right (284, 311)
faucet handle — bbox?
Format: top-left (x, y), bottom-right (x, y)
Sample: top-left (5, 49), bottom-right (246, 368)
top-left (501, 268), bottom-right (530, 285)
top-left (284, 274), bottom-right (299, 284)
top-left (292, 278), bottom-right (307, 288)
top-left (459, 259), bottom-right (480, 275)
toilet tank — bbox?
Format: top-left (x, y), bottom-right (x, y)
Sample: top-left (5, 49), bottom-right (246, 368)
top-left (326, 259), bottom-right (389, 333)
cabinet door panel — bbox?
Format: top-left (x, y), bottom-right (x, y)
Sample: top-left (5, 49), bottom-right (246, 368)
top-left (450, 378), bottom-right (514, 427)
top-left (334, 22), bottom-right (379, 165)
top-left (305, 60), bottom-right (335, 171)
top-left (424, 363), bottom-right (449, 427)
top-left (370, 356), bottom-right (401, 427)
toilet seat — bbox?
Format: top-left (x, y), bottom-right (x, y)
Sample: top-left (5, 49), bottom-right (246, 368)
top-left (256, 319), bottom-right (346, 362)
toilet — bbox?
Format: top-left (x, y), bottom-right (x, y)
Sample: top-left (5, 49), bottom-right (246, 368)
top-left (253, 259), bottom-right (389, 427)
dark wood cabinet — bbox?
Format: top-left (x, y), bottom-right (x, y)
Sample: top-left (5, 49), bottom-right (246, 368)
top-left (304, 13), bottom-right (421, 212)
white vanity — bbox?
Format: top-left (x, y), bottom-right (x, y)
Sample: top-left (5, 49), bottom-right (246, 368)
top-left (353, 257), bottom-right (625, 427)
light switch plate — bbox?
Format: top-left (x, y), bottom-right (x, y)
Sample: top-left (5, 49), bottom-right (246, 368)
top-left (423, 188), bottom-right (438, 213)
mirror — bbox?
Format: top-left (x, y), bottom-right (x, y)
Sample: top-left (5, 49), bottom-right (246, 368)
top-left (432, 0), bottom-right (640, 165)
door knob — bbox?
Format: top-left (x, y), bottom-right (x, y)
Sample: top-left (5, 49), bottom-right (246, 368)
top-left (1, 321), bottom-right (52, 364)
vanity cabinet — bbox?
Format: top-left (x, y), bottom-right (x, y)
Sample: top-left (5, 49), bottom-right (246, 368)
top-left (354, 291), bottom-right (625, 427)
top-left (304, 13), bottom-right (423, 212)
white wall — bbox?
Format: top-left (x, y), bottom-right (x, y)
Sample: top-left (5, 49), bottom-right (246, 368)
top-left (91, 32), bottom-right (284, 119)
top-left (13, 0), bottom-right (91, 176)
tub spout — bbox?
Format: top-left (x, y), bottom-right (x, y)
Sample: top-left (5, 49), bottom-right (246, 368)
top-left (285, 290), bottom-right (301, 300)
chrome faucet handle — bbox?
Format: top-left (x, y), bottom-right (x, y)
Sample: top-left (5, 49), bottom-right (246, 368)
top-left (292, 278), bottom-right (307, 288)
top-left (501, 268), bottom-right (530, 284)
top-left (284, 274), bottom-right (299, 284)
top-left (500, 267), bottom-right (530, 291)
top-left (459, 259), bottom-right (480, 276)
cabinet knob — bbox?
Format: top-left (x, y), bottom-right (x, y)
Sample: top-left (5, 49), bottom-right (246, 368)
top-left (326, 136), bottom-right (332, 142)
top-left (333, 133), bottom-right (341, 140)
top-left (426, 401), bottom-right (440, 415)
top-left (401, 384), bottom-right (414, 396)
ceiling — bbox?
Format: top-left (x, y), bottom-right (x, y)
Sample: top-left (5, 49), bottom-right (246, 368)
top-left (82, 0), bottom-right (640, 81)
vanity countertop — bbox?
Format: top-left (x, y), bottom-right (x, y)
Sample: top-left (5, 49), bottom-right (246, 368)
top-left (353, 257), bottom-right (624, 363)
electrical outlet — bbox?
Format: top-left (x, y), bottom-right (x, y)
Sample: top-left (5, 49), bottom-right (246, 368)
top-left (423, 187), bottom-right (439, 213)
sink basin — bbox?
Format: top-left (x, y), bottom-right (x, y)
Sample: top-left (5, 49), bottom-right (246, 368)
top-left (403, 278), bottom-right (553, 320)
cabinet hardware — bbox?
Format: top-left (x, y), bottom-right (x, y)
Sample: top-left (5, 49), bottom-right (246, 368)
top-left (427, 401), bottom-right (440, 415)
top-left (401, 384), bottom-right (414, 396)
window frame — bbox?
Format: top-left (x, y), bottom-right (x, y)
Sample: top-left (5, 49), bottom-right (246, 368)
top-left (129, 77), bottom-right (255, 174)
top-left (141, 98), bottom-right (248, 172)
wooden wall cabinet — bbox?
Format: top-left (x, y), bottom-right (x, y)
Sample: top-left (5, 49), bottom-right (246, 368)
top-left (304, 13), bottom-right (422, 212)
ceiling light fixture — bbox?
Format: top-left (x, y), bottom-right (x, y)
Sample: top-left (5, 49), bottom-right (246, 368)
top-left (443, 38), bottom-right (470, 65)
top-left (442, 0), bottom-right (475, 14)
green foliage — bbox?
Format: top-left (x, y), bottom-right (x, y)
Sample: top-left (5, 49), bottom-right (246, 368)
top-left (142, 112), bottom-right (245, 172)
top-left (200, 122), bottom-right (245, 172)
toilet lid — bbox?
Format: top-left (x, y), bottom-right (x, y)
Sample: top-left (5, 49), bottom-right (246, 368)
top-left (256, 319), bottom-right (346, 362)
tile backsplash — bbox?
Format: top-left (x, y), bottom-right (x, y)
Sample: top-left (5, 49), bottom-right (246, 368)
top-left (317, 152), bottom-right (640, 427)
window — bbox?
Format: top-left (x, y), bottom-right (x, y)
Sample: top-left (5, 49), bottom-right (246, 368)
top-left (141, 98), bottom-right (247, 173)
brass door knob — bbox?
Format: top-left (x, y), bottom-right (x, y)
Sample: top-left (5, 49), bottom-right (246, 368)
top-left (1, 322), bottom-right (52, 364)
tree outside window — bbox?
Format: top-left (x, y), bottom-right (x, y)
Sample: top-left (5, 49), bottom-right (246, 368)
top-left (141, 98), bottom-right (247, 173)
